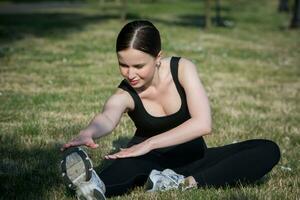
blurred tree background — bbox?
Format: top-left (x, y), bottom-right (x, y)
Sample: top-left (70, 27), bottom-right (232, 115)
top-left (1, 0), bottom-right (299, 28)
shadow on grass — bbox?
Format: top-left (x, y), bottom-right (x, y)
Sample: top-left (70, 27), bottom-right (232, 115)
top-left (6, 0), bottom-right (82, 2)
top-left (0, 116), bottom-right (135, 199)
top-left (0, 4), bottom-right (234, 49)
top-left (0, 11), bottom-right (141, 59)
top-left (111, 135), bottom-right (132, 150)
top-left (0, 133), bottom-right (65, 199)
top-left (94, 135), bottom-right (132, 172)
top-left (0, 12), bottom-right (119, 43)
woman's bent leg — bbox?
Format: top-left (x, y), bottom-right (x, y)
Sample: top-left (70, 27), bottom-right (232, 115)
top-left (183, 139), bottom-right (280, 187)
top-left (97, 152), bottom-right (164, 197)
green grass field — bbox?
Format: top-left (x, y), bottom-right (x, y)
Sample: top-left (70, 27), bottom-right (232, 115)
top-left (0, 0), bottom-right (299, 199)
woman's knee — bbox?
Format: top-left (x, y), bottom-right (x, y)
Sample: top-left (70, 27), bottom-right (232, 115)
top-left (261, 139), bottom-right (281, 166)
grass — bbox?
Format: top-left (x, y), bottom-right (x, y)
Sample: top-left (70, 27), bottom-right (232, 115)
top-left (0, 0), bottom-right (299, 199)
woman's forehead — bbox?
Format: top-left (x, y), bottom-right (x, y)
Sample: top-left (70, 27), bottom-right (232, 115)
top-left (117, 48), bottom-right (153, 64)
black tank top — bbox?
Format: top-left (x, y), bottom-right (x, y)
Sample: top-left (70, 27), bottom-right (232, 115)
top-left (118, 57), bottom-right (190, 137)
top-left (118, 57), bottom-right (207, 155)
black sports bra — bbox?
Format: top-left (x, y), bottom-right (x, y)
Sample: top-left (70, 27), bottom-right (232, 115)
top-left (118, 57), bottom-right (191, 138)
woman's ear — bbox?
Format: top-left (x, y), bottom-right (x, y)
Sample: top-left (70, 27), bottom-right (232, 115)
top-left (157, 51), bottom-right (162, 59)
top-left (155, 50), bottom-right (163, 64)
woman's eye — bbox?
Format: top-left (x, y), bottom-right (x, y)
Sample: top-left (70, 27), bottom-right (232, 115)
top-left (120, 64), bottom-right (128, 68)
top-left (135, 64), bottom-right (144, 69)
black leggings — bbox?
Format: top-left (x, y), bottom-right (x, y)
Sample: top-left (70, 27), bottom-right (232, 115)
top-left (97, 139), bottom-right (280, 197)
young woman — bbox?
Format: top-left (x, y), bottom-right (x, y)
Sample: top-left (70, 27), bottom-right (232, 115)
top-left (61, 20), bottom-right (280, 200)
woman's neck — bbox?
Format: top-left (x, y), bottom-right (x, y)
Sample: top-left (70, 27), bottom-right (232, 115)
top-left (136, 65), bottom-right (162, 94)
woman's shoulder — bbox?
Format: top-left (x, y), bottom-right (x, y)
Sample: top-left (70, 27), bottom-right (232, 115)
top-left (160, 56), bottom-right (198, 80)
top-left (163, 56), bottom-right (198, 74)
top-left (178, 57), bottom-right (197, 68)
top-left (162, 56), bottom-right (197, 68)
top-left (110, 88), bottom-right (135, 112)
top-left (177, 57), bottom-right (201, 86)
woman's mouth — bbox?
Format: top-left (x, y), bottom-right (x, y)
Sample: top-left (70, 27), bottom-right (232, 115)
top-left (129, 79), bottom-right (139, 85)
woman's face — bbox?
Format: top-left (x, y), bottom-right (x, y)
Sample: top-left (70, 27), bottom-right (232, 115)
top-left (117, 48), bottom-right (159, 89)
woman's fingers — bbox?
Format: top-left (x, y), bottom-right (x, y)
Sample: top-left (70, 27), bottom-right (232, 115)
top-left (61, 142), bottom-right (75, 151)
top-left (61, 144), bottom-right (68, 151)
top-left (61, 136), bottom-right (98, 151)
top-left (86, 142), bottom-right (99, 148)
top-left (105, 154), bottom-right (117, 159)
top-left (105, 149), bottom-right (134, 159)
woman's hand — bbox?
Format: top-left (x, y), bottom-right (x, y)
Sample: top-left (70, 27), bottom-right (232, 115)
top-left (105, 141), bottom-right (153, 159)
top-left (61, 131), bottom-right (99, 151)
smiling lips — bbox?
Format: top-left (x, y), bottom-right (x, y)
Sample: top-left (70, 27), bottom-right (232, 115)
top-left (129, 79), bottom-right (139, 85)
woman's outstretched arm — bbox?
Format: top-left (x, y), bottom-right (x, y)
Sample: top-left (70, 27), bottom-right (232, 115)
top-left (61, 89), bottom-right (133, 150)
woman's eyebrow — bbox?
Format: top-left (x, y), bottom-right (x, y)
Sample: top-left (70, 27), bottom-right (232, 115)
top-left (118, 62), bottom-right (146, 67)
top-left (132, 63), bottom-right (146, 67)
top-left (118, 61), bottom-right (129, 66)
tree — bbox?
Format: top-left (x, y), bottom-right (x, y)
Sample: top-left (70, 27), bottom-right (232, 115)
top-left (120, 0), bottom-right (127, 21)
top-left (278, 0), bottom-right (289, 12)
top-left (213, 0), bottom-right (234, 27)
top-left (215, 0), bottom-right (223, 26)
top-left (205, 0), bottom-right (211, 29)
top-left (290, 0), bottom-right (300, 28)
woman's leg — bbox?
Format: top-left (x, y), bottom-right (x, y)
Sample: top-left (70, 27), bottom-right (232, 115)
top-left (97, 152), bottom-right (164, 197)
top-left (179, 139), bottom-right (280, 187)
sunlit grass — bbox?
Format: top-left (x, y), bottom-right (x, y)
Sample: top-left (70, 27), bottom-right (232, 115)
top-left (0, 0), bottom-right (299, 199)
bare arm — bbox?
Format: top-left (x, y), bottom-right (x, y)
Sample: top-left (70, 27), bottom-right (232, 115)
top-left (147, 58), bottom-right (212, 149)
top-left (85, 91), bottom-right (132, 138)
top-left (62, 89), bottom-right (133, 150)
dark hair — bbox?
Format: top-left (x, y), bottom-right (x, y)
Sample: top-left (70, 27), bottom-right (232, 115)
top-left (116, 20), bottom-right (161, 57)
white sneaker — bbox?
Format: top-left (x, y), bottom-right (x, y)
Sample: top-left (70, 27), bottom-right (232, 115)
top-left (76, 170), bottom-right (106, 200)
top-left (145, 169), bottom-right (186, 192)
top-left (61, 147), bottom-right (106, 200)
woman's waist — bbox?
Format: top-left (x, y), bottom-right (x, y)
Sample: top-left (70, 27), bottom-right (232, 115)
top-left (127, 135), bottom-right (207, 154)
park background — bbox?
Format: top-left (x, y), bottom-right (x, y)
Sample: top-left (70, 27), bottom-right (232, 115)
top-left (0, 0), bottom-right (299, 199)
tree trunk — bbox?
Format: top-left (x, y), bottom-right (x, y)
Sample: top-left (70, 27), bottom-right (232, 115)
top-left (290, 0), bottom-right (300, 28)
top-left (205, 0), bottom-right (211, 29)
top-left (120, 0), bottom-right (127, 21)
top-left (278, 0), bottom-right (289, 12)
top-left (215, 0), bottom-right (223, 26)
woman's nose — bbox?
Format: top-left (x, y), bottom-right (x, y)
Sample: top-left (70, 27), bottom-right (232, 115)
top-left (128, 67), bottom-right (136, 79)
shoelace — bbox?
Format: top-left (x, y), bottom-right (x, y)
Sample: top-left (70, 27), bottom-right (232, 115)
top-left (159, 173), bottom-right (182, 190)
top-left (162, 172), bottom-right (197, 191)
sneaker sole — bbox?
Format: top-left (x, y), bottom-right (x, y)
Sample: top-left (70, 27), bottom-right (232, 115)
top-left (61, 147), bottom-right (93, 190)
top-left (94, 189), bottom-right (106, 200)
top-left (145, 170), bottom-right (163, 192)
top-left (145, 176), bottom-right (154, 191)
top-left (76, 188), bottom-right (105, 200)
